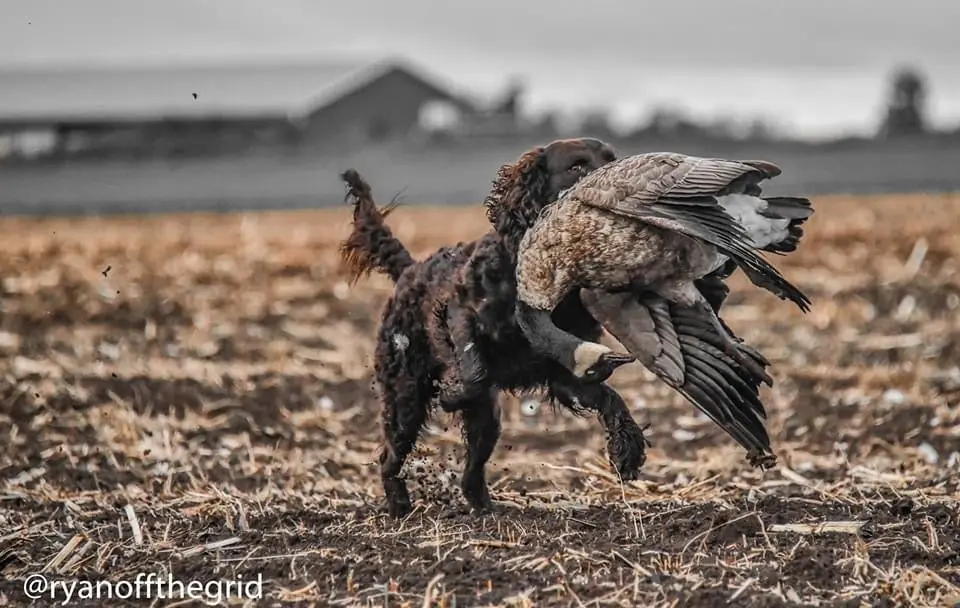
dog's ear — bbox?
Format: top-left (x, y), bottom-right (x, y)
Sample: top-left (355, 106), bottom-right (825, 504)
top-left (483, 147), bottom-right (549, 241)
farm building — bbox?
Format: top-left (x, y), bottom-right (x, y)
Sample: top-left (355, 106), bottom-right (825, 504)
top-left (0, 57), bottom-right (477, 160)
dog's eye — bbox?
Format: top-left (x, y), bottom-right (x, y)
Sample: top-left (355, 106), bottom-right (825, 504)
top-left (568, 162), bottom-right (587, 173)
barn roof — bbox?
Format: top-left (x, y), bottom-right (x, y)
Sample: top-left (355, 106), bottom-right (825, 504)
top-left (0, 57), bottom-right (474, 125)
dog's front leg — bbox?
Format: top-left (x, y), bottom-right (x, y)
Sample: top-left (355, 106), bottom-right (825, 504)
top-left (548, 376), bottom-right (649, 481)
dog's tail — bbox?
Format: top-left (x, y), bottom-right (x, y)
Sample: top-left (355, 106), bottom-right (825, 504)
top-left (338, 169), bottom-right (415, 284)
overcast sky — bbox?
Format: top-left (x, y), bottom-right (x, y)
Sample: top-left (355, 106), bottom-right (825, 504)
top-left (2, 0), bottom-right (958, 137)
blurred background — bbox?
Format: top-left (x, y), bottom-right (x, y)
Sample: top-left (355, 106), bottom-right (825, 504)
top-left (1, 0), bottom-right (959, 215)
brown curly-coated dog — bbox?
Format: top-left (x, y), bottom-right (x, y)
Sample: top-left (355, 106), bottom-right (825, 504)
top-left (338, 138), bottom-right (649, 518)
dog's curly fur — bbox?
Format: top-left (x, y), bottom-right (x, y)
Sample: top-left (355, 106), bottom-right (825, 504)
top-left (338, 139), bottom-right (649, 518)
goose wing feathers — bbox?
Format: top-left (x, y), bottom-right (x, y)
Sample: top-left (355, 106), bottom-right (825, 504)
top-left (569, 153), bottom-right (810, 312)
top-left (583, 289), bottom-right (775, 464)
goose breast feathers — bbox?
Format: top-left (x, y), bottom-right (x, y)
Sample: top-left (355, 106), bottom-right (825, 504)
top-left (556, 152), bottom-right (810, 312)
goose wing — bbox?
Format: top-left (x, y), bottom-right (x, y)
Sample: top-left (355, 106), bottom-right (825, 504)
top-left (581, 289), bottom-right (776, 466)
top-left (570, 153), bottom-right (810, 313)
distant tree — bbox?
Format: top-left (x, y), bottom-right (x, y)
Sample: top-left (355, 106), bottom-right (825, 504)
top-left (632, 106), bottom-right (711, 141)
top-left (647, 107), bottom-right (686, 135)
top-left (744, 117), bottom-right (781, 142)
top-left (879, 66), bottom-right (929, 138)
top-left (493, 78), bottom-right (524, 118)
top-left (703, 115), bottom-right (739, 140)
top-left (577, 107), bottom-right (616, 139)
top-left (532, 110), bottom-right (560, 138)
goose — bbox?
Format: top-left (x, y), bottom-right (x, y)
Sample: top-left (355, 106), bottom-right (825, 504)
top-left (512, 152), bottom-right (814, 463)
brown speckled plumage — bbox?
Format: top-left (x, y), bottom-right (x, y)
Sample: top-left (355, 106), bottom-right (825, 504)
top-left (517, 201), bottom-right (720, 311)
top-left (517, 152), bottom-right (811, 312)
top-left (513, 152), bottom-right (815, 467)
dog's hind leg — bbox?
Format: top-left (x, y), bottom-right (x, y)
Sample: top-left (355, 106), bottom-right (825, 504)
top-left (457, 390), bottom-right (501, 512)
top-left (433, 300), bottom-right (490, 412)
top-left (378, 371), bottom-right (430, 519)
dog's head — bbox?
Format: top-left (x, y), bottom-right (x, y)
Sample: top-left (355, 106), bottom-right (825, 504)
top-left (483, 137), bottom-right (617, 241)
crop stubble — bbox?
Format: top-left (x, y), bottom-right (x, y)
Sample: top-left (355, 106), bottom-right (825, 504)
top-left (0, 194), bottom-right (959, 607)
